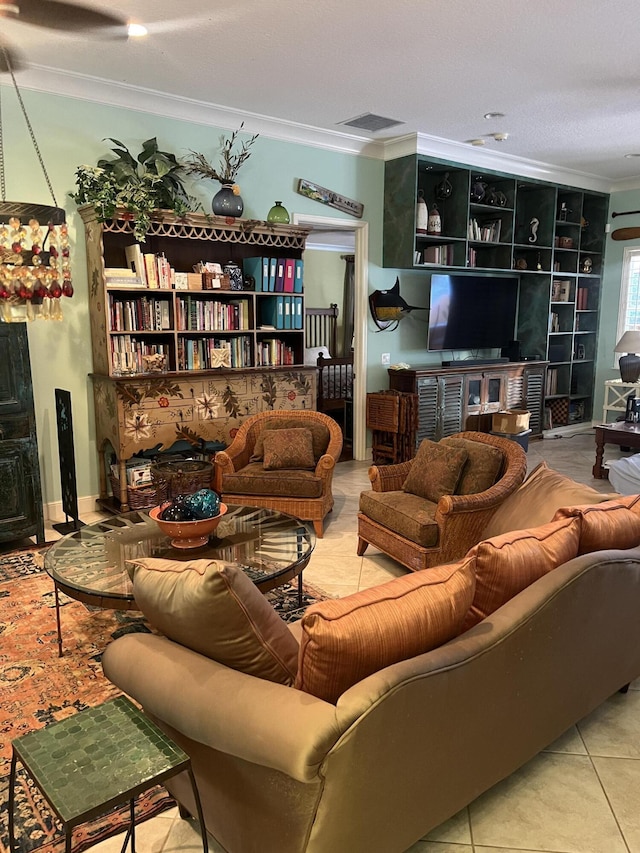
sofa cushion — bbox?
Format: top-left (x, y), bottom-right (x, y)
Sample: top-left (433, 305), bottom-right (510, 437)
top-left (223, 462), bottom-right (323, 498)
top-left (462, 516), bottom-right (581, 631)
top-left (359, 489), bottom-right (440, 547)
top-left (482, 461), bottom-right (619, 539)
top-left (440, 437), bottom-right (504, 495)
top-left (402, 439), bottom-right (468, 503)
top-left (251, 418), bottom-right (330, 463)
top-left (295, 556), bottom-right (476, 704)
top-left (128, 557), bottom-right (299, 684)
top-left (552, 499), bottom-right (640, 555)
top-left (262, 428), bottom-right (315, 471)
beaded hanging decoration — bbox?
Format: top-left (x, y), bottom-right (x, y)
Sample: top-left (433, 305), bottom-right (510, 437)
top-left (0, 47), bottom-right (73, 322)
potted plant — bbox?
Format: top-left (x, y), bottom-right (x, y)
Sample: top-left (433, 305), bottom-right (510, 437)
top-left (71, 137), bottom-right (195, 241)
top-left (183, 123), bottom-right (259, 218)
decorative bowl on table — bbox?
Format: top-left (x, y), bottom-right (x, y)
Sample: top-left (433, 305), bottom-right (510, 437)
top-left (149, 502), bottom-right (228, 549)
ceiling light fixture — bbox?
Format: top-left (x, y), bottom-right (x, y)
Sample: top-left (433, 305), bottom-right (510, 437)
top-left (492, 132), bottom-right (510, 142)
top-left (469, 139), bottom-right (486, 146)
top-left (484, 112), bottom-right (505, 120)
top-left (127, 22), bottom-right (148, 37)
top-left (624, 153), bottom-right (640, 159)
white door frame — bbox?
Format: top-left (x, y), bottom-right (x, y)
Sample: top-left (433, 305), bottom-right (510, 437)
top-left (292, 212), bottom-right (368, 461)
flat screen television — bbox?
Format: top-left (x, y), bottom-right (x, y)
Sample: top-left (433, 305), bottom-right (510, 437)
top-left (427, 273), bottom-right (519, 352)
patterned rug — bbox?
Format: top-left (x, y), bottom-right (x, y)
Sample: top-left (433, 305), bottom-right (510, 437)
top-left (0, 546), bottom-right (327, 853)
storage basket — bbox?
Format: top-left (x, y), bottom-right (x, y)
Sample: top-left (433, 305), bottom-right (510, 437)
top-left (109, 472), bottom-right (168, 510)
top-left (150, 457), bottom-right (214, 499)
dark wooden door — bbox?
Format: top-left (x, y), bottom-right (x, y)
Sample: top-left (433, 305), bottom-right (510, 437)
top-left (0, 325), bottom-right (45, 544)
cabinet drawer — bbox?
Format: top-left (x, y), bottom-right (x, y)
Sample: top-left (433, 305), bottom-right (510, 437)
top-left (0, 416), bottom-right (31, 441)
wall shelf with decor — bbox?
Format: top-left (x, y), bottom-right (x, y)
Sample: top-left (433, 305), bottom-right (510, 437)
top-left (79, 205), bottom-right (317, 511)
top-left (382, 154), bottom-right (609, 429)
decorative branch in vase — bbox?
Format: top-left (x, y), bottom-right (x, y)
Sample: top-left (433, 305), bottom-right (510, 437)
top-left (183, 123), bottom-right (259, 218)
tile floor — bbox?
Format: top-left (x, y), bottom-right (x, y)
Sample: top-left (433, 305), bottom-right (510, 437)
top-left (43, 432), bottom-right (640, 852)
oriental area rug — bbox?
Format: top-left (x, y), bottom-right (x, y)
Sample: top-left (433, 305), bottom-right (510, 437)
top-left (0, 545), bottom-right (327, 853)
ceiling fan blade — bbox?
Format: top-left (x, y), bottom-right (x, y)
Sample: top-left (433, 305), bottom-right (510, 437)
top-left (0, 38), bottom-right (25, 72)
top-left (3, 0), bottom-right (126, 33)
top-left (611, 227), bottom-right (640, 241)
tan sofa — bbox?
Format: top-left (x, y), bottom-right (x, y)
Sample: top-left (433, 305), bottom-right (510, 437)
top-left (103, 483), bottom-right (640, 853)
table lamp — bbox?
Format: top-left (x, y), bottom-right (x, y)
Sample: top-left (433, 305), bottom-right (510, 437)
top-left (615, 331), bottom-right (640, 382)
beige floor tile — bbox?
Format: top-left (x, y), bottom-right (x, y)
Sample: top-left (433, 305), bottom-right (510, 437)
top-left (87, 813), bottom-right (174, 853)
top-left (404, 843), bottom-right (472, 853)
top-left (469, 752), bottom-right (627, 852)
top-left (578, 689), bottom-right (640, 758)
top-left (592, 756), bottom-right (640, 852)
top-left (303, 554), bottom-right (363, 589)
top-left (161, 815), bottom-right (223, 852)
top-left (310, 528), bottom-right (360, 556)
top-left (543, 724), bottom-right (587, 754)
top-left (423, 808), bottom-right (472, 844)
top-left (359, 555), bottom-right (408, 589)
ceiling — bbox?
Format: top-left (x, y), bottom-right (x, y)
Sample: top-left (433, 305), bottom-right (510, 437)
top-left (3, 0), bottom-right (640, 189)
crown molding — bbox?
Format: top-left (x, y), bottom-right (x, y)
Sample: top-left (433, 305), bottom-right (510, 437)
top-left (8, 65), bottom-right (626, 193)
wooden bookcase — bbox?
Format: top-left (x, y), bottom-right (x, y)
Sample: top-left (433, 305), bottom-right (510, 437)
top-left (383, 155), bottom-right (609, 428)
top-left (79, 206), bottom-right (318, 511)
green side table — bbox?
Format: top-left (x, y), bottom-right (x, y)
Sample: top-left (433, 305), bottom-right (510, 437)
top-left (8, 696), bottom-right (208, 853)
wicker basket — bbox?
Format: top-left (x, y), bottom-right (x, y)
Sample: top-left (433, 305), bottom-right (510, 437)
top-left (150, 457), bottom-right (213, 499)
top-left (109, 472), bottom-right (168, 510)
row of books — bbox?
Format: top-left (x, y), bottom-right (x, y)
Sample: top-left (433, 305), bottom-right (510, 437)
top-left (468, 218), bottom-right (502, 243)
top-left (177, 336), bottom-right (252, 370)
top-left (256, 339), bottom-right (296, 367)
top-left (576, 285), bottom-right (590, 310)
top-left (110, 338), bottom-right (169, 375)
top-left (242, 257), bottom-right (304, 292)
top-left (422, 245), bottom-right (455, 265)
top-left (109, 295), bottom-right (171, 332)
top-left (176, 297), bottom-right (250, 332)
top-left (120, 245), bottom-right (174, 289)
top-left (551, 280), bottom-right (571, 302)
top-left (545, 367), bottom-right (559, 396)
top-left (259, 295), bottom-right (303, 330)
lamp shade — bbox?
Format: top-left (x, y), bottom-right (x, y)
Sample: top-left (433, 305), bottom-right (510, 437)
top-left (615, 331), bottom-right (640, 382)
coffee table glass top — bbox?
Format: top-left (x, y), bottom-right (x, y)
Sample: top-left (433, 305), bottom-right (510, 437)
top-left (44, 505), bottom-right (315, 604)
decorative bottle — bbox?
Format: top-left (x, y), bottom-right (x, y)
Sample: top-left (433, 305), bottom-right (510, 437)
top-left (267, 201), bottom-right (290, 224)
top-left (427, 204), bottom-right (442, 235)
top-left (416, 190), bottom-right (428, 234)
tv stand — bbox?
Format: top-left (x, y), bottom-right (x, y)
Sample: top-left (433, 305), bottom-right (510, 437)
top-left (441, 358), bottom-right (509, 367)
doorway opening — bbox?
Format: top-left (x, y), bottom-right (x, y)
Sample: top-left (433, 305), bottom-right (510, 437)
top-left (292, 212), bottom-right (368, 461)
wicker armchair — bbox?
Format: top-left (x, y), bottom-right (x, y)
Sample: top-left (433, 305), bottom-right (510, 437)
top-left (214, 410), bottom-right (343, 538)
top-left (357, 431), bottom-right (527, 571)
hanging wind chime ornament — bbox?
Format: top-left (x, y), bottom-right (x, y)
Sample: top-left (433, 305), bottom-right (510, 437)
top-left (0, 47), bottom-right (73, 322)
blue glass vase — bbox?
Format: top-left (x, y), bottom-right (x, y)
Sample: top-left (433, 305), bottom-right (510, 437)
top-left (212, 184), bottom-right (244, 218)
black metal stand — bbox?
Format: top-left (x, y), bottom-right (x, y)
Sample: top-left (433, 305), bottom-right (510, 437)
top-left (53, 389), bottom-right (85, 534)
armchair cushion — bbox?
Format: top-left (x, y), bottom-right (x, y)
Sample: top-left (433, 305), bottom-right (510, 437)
top-left (552, 499), bottom-right (640, 555)
top-left (263, 428), bottom-right (315, 471)
top-left (128, 557), bottom-right (299, 685)
top-left (250, 418), bottom-right (331, 463)
top-left (222, 463), bottom-right (323, 498)
top-left (440, 436), bottom-right (503, 495)
top-left (482, 462), bottom-right (618, 539)
top-left (359, 489), bottom-right (439, 547)
top-left (295, 556), bottom-right (476, 704)
top-left (402, 439), bottom-right (468, 502)
top-left (462, 516), bottom-right (581, 630)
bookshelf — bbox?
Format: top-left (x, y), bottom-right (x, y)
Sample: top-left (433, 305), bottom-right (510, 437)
top-left (79, 206), bottom-right (317, 511)
top-left (382, 155), bottom-right (609, 429)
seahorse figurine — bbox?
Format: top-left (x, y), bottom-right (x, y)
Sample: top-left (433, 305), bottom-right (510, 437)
top-left (529, 217), bottom-right (539, 243)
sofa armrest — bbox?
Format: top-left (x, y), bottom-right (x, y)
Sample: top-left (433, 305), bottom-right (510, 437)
top-left (102, 633), bottom-right (342, 784)
top-left (315, 452), bottom-right (336, 483)
top-left (369, 460), bottom-right (413, 492)
top-left (214, 446), bottom-right (252, 492)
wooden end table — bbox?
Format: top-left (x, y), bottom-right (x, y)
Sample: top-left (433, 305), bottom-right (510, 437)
top-left (593, 421), bottom-right (640, 478)
top-left (8, 695), bottom-right (208, 853)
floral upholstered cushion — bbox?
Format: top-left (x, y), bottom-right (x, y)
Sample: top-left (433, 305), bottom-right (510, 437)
top-left (440, 437), bottom-right (504, 495)
top-left (262, 428), bottom-right (315, 470)
top-left (128, 557), bottom-right (299, 685)
top-left (295, 556), bottom-right (476, 704)
top-left (250, 418), bottom-right (331, 463)
top-left (482, 462), bottom-right (619, 539)
top-left (402, 439), bottom-right (468, 503)
top-left (552, 498), bottom-right (640, 555)
top-left (462, 516), bottom-right (581, 630)
top-left (358, 490), bottom-right (440, 547)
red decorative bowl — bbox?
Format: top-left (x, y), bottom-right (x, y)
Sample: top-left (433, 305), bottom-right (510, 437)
top-left (149, 503), bottom-right (228, 549)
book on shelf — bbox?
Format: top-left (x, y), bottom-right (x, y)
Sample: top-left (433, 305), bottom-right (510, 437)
top-left (294, 259), bottom-right (304, 293)
top-left (275, 259), bottom-right (286, 292)
top-left (577, 285), bottom-right (589, 310)
top-left (124, 244), bottom-right (147, 286)
top-left (143, 254), bottom-right (159, 289)
top-left (104, 267), bottom-right (145, 286)
top-left (284, 258), bottom-right (295, 292)
top-left (545, 367), bottom-right (558, 396)
top-left (552, 280), bottom-right (571, 302)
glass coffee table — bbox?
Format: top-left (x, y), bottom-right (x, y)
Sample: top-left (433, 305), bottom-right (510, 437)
top-left (45, 505), bottom-right (315, 656)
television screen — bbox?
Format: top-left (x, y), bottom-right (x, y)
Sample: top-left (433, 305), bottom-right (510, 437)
top-left (427, 274), bottom-right (519, 352)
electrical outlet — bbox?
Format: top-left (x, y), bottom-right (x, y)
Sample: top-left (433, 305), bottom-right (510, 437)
top-left (381, 352), bottom-right (391, 365)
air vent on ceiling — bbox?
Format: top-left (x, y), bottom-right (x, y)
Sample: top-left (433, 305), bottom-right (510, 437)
top-left (339, 113), bottom-right (404, 132)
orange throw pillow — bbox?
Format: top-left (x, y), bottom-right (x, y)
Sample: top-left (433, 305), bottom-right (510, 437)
top-left (552, 499), bottom-right (640, 555)
top-left (462, 516), bottom-right (580, 631)
top-left (295, 557), bottom-right (475, 704)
